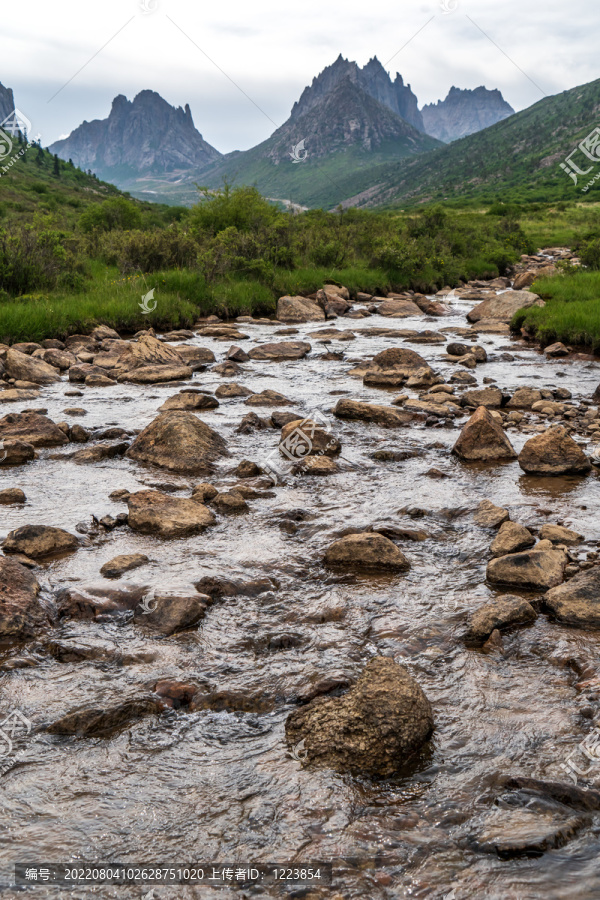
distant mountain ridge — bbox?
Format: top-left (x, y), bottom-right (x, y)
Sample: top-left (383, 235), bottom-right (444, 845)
top-left (421, 86), bottom-right (514, 143)
top-left (50, 90), bottom-right (221, 186)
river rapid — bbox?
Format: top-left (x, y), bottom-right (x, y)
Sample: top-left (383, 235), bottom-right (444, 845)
top-left (0, 277), bottom-right (599, 900)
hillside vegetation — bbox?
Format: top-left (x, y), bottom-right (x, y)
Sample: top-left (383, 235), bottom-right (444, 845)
top-left (349, 77), bottom-right (600, 208)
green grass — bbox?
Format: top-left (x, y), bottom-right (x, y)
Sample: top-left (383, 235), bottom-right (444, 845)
top-left (273, 266), bottom-right (391, 297)
top-left (0, 267), bottom-right (277, 343)
top-left (512, 269), bottom-right (600, 350)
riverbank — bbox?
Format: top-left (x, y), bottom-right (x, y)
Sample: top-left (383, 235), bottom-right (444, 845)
top-left (513, 269), bottom-right (600, 352)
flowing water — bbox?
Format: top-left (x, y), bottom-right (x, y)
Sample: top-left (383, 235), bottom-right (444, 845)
top-left (0, 287), bottom-right (600, 900)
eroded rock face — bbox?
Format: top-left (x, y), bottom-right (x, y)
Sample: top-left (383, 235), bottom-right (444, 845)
top-left (487, 545), bottom-right (567, 591)
top-left (0, 411), bottom-right (68, 447)
top-left (518, 427), bottom-right (592, 476)
top-left (466, 290), bottom-right (543, 323)
top-left (0, 557), bottom-right (47, 641)
top-left (466, 595), bottom-right (537, 643)
top-left (5, 348), bottom-right (61, 385)
top-left (333, 398), bottom-right (412, 428)
top-left (127, 490), bottom-right (216, 538)
top-left (452, 406), bottom-right (516, 461)
top-left (248, 341), bottom-right (311, 360)
top-left (3, 525), bottom-right (80, 559)
top-left (126, 411), bottom-right (228, 475)
top-left (285, 657), bottom-right (433, 776)
top-left (544, 567), bottom-right (600, 628)
top-left (325, 532), bottom-right (410, 571)
top-left (277, 295), bottom-right (326, 323)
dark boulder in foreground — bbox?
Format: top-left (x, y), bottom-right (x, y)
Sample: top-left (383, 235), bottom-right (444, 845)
top-left (285, 657), bottom-right (433, 776)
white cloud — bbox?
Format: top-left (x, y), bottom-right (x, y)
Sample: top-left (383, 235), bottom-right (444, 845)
top-left (2, 0), bottom-right (599, 152)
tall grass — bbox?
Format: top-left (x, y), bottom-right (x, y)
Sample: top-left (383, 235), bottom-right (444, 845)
top-left (512, 270), bottom-right (600, 350)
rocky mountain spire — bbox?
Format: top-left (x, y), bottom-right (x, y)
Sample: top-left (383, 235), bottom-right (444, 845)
top-left (49, 90), bottom-right (221, 179)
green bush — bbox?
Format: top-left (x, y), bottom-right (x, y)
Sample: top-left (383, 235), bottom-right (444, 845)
top-left (78, 197), bottom-right (143, 233)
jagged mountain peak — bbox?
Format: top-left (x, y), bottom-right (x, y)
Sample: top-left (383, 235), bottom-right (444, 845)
top-left (50, 90), bottom-right (221, 184)
top-left (290, 55), bottom-right (423, 132)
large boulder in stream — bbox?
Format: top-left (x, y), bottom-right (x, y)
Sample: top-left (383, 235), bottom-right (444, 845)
top-left (46, 695), bottom-right (161, 736)
top-left (126, 411), bottom-right (228, 475)
top-left (466, 290), bottom-right (544, 323)
top-left (133, 592), bottom-right (210, 635)
top-left (0, 411), bottom-right (68, 447)
top-left (3, 525), bottom-right (80, 559)
top-left (487, 543), bottom-right (567, 591)
top-left (518, 426), bottom-right (592, 476)
top-left (452, 406), bottom-right (516, 462)
top-left (325, 532), bottom-right (410, 571)
top-left (0, 439), bottom-right (36, 467)
top-left (0, 557), bottom-right (48, 642)
top-left (5, 348), bottom-right (61, 385)
top-left (466, 595), bottom-right (537, 643)
top-left (248, 341), bottom-right (311, 360)
top-left (277, 295), bottom-right (325, 323)
top-left (364, 347), bottom-right (436, 388)
top-left (285, 657), bottom-right (433, 776)
top-left (280, 419), bottom-right (341, 458)
top-left (544, 567), bottom-right (600, 628)
top-left (159, 389), bottom-right (219, 411)
top-left (127, 490), bottom-right (216, 538)
top-left (333, 398), bottom-right (412, 428)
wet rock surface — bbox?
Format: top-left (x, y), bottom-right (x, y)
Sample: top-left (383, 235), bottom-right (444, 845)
top-left (325, 532), bottom-right (410, 571)
top-left (285, 657), bottom-right (433, 775)
top-left (126, 410), bottom-right (228, 474)
top-left (519, 425), bottom-right (592, 475)
top-left (544, 567), bottom-right (600, 627)
top-left (453, 406), bottom-right (516, 461)
top-left (0, 557), bottom-right (47, 641)
top-left (127, 490), bottom-right (216, 537)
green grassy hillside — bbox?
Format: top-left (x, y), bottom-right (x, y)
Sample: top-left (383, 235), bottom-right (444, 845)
top-left (344, 77), bottom-right (600, 208)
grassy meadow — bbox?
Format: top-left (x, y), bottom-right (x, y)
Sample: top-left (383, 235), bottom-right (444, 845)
top-left (0, 146), bottom-right (600, 347)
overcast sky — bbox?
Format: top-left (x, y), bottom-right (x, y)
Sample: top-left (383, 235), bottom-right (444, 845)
top-left (2, 0), bottom-right (599, 152)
